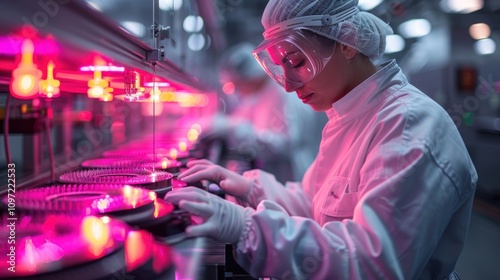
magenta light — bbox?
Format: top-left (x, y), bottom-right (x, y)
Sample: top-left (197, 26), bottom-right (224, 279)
top-left (144, 82), bottom-right (170, 87)
top-left (0, 37), bottom-right (59, 55)
top-left (80, 65), bottom-right (125, 72)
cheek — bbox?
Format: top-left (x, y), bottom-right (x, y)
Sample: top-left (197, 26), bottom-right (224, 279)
top-left (320, 60), bottom-right (348, 87)
top-left (310, 68), bottom-right (337, 91)
top-left (307, 68), bottom-right (346, 104)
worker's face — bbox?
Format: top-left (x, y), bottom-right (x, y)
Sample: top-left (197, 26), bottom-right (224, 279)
top-left (293, 43), bottom-right (354, 111)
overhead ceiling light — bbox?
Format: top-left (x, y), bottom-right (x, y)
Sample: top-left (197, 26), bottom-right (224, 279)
top-left (85, 0), bottom-right (115, 12)
top-left (159, 0), bottom-right (183, 11)
top-left (358, 0), bottom-right (383, 11)
top-left (398, 18), bottom-right (432, 39)
top-left (469, 23), bottom-right (491, 40)
top-left (474, 38), bottom-right (496, 55)
top-left (187, 34), bottom-right (205, 51)
top-left (385, 34), bottom-right (405, 54)
top-left (85, 0), bottom-right (102, 11)
top-left (440, 0), bottom-right (483, 13)
top-left (183, 16), bottom-right (204, 33)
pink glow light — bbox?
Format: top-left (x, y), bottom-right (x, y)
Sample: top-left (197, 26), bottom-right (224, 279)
top-left (80, 65), bottom-right (125, 72)
top-left (0, 37), bottom-right (59, 55)
top-left (144, 82), bottom-right (170, 87)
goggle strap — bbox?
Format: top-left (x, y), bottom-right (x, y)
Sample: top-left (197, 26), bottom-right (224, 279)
top-left (263, 6), bottom-right (360, 39)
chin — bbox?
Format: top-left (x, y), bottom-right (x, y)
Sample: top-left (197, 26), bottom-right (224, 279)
top-left (309, 103), bottom-right (329, 112)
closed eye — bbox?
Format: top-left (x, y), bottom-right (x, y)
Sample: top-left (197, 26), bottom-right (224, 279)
top-left (282, 51), bottom-right (305, 68)
top-left (293, 60), bottom-right (305, 68)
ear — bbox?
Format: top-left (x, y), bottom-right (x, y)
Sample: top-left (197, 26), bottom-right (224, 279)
top-left (340, 44), bottom-right (357, 60)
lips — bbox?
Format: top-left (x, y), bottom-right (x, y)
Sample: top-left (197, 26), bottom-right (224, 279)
top-left (299, 93), bottom-right (313, 104)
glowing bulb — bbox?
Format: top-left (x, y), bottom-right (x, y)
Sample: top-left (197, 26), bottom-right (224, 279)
top-left (40, 60), bottom-right (60, 98)
top-left (151, 86), bottom-right (161, 95)
top-left (24, 237), bottom-right (38, 272)
top-left (95, 198), bottom-right (110, 211)
top-left (469, 23), bottom-right (491, 40)
top-left (187, 128), bottom-right (199, 142)
top-left (169, 148), bottom-right (178, 160)
top-left (21, 76), bottom-right (35, 91)
top-left (187, 33), bottom-right (205, 51)
top-left (148, 191), bottom-right (157, 201)
top-left (474, 38), bottom-right (496, 55)
top-left (191, 123), bottom-right (202, 134)
top-left (222, 82), bottom-right (235, 95)
top-left (161, 158), bottom-right (169, 169)
top-left (123, 186), bottom-right (140, 208)
top-left (358, 0), bottom-right (383, 11)
top-left (160, 91), bottom-right (176, 102)
top-left (179, 141), bottom-right (187, 152)
top-left (440, 0), bottom-right (483, 13)
top-left (100, 90), bottom-right (114, 102)
top-left (183, 15), bottom-right (204, 33)
top-left (385, 34), bottom-right (406, 54)
top-left (10, 39), bottom-right (42, 99)
top-left (123, 185), bottom-right (132, 196)
top-left (124, 231), bottom-right (152, 271)
top-left (81, 216), bottom-right (110, 257)
top-left (159, 0), bottom-right (183, 11)
top-left (154, 200), bottom-right (160, 218)
top-left (398, 18), bottom-right (431, 38)
top-left (87, 70), bottom-right (109, 98)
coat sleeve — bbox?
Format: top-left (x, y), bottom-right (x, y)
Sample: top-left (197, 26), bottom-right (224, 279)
top-left (232, 144), bottom-right (474, 279)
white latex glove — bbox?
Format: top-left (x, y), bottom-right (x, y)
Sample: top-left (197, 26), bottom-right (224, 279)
top-left (177, 159), bottom-right (252, 200)
top-left (164, 187), bottom-right (248, 243)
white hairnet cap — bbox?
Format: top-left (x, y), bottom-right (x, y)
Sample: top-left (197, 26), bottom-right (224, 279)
top-left (219, 42), bottom-right (267, 80)
top-left (261, 0), bottom-right (394, 62)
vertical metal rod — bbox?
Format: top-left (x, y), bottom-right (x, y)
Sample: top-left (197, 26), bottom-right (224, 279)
top-left (152, 0), bottom-right (159, 173)
top-left (152, 69), bottom-right (156, 174)
top-left (45, 100), bottom-right (56, 182)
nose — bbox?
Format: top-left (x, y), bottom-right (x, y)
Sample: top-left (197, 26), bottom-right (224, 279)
top-left (283, 80), bottom-right (303, 92)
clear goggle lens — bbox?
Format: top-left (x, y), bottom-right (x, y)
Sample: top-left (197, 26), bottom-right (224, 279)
top-left (253, 29), bottom-right (335, 90)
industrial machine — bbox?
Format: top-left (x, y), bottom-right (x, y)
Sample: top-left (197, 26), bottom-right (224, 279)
top-left (0, 1), bottom-right (238, 279)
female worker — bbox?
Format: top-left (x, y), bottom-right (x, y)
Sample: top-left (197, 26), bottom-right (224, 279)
top-left (200, 42), bottom-right (326, 183)
top-left (165, 0), bottom-right (477, 279)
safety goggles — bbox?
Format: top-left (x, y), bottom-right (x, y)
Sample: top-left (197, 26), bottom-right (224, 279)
top-left (252, 6), bottom-right (359, 89)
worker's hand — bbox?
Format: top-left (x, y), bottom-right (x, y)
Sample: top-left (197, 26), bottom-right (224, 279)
top-left (199, 114), bottom-right (232, 141)
top-left (164, 187), bottom-right (248, 244)
top-left (177, 159), bottom-right (252, 200)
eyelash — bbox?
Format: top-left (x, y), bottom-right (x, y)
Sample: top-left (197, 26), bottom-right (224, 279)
top-left (293, 60), bottom-right (305, 68)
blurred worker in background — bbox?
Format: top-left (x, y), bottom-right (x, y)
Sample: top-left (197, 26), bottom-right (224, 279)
top-left (199, 42), bottom-right (326, 183)
top-left (167, 0), bottom-right (477, 279)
